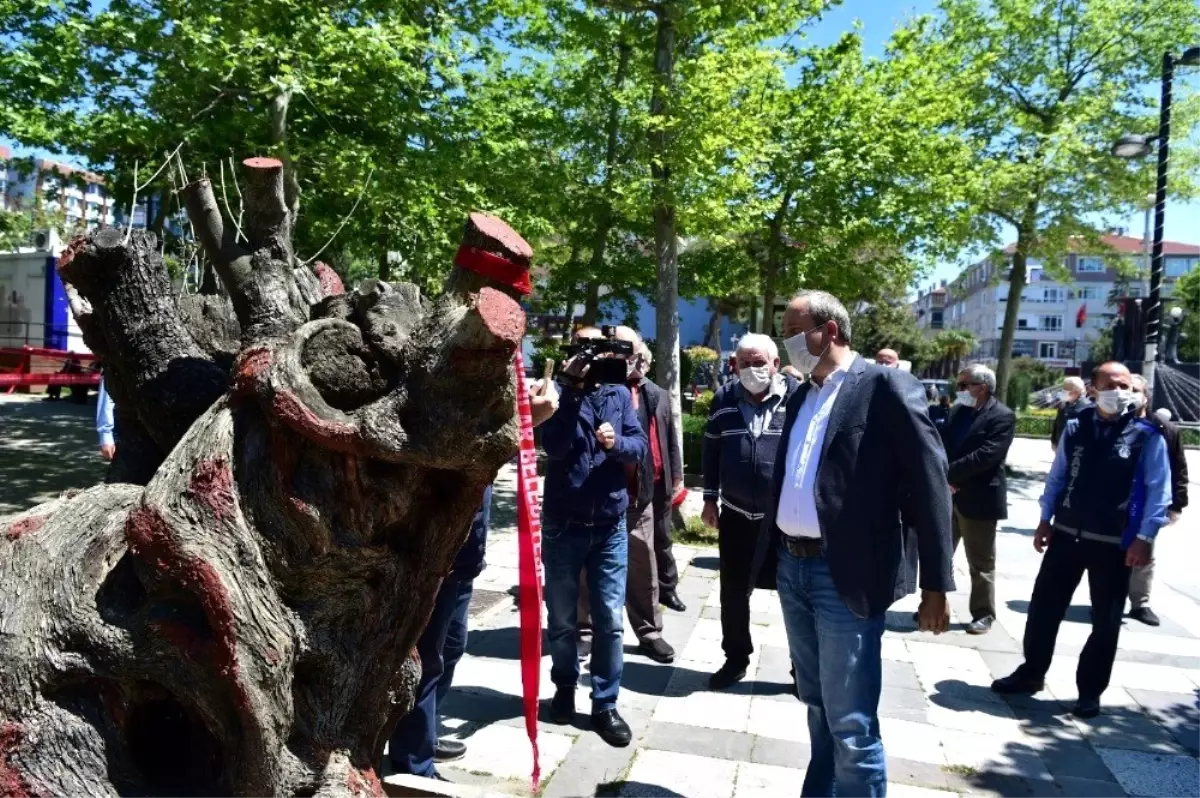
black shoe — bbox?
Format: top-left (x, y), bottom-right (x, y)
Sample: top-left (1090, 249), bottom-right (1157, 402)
top-left (1129, 606), bottom-right (1161, 627)
top-left (591, 708), bottom-right (632, 747)
top-left (577, 637), bottom-right (592, 661)
top-left (638, 637), bottom-right (676, 664)
top-left (709, 661), bottom-right (748, 690)
top-left (661, 591), bottom-right (687, 612)
top-left (548, 687), bottom-right (575, 725)
top-left (966, 616), bottom-right (994, 635)
top-left (435, 738), bottom-right (466, 762)
top-left (991, 670), bottom-right (1044, 695)
top-left (1072, 697), bottom-right (1102, 719)
top-left (431, 771), bottom-right (451, 782)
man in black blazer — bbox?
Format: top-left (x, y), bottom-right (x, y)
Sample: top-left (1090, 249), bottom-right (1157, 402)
top-left (941, 364), bottom-right (1016, 635)
top-left (750, 290), bottom-right (954, 798)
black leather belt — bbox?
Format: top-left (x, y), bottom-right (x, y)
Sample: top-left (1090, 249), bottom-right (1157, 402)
top-left (783, 536), bottom-right (823, 558)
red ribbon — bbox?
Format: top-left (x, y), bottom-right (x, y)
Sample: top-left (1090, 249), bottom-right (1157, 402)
top-left (455, 245), bottom-right (533, 296)
top-left (513, 350), bottom-right (543, 790)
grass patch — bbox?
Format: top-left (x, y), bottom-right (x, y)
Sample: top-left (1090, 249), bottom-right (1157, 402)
top-left (676, 514), bottom-right (718, 547)
top-left (942, 764), bottom-right (980, 778)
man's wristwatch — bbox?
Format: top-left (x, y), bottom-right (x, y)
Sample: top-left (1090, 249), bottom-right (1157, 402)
top-left (1135, 533), bottom-right (1155, 543)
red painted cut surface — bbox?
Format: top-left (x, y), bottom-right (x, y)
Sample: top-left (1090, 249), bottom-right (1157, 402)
top-left (468, 212), bottom-right (533, 261)
top-left (187, 458), bottom-right (236, 520)
top-left (272, 390), bottom-right (361, 454)
top-left (0, 722), bottom-right (37, 798)
top-left (5, 516), bottom-right (45, 541)
top-left (347, 767), bottom-right (384, 798)
top-left (242, 156), bottom-right (284, 170)
top-left (312, 262), bottom-right (345, 297)
top-left (124, 506), bottom-right (251, 713)
top-left (475, 287), bottom-right (525, 348)
top-left (234, 347), bottom-right (272, 394)
top-left (55, 234), bottom-right (88, 274)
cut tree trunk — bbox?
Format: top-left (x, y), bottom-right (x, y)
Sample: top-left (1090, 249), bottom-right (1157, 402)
top-left (0, 158), bottom-right (529, 797)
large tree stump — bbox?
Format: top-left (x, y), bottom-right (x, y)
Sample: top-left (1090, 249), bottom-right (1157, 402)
top-left (0, 158), bottom-right (532, 797)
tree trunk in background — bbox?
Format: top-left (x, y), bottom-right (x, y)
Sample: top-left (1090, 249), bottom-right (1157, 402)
top-left (703, 306), bottom-right (722, 350)
top-left (650, 2), bottom-right (683, 468)
top-left (0, 165), bottom-right (527, 797)
top-left (996, 209), bottom-right (1037, 402)
top-left (378, 230), bottom-right (391, 282)
top-left (759, 189), bottom-right (793, 336)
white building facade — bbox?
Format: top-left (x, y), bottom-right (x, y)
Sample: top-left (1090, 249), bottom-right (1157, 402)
top-left (1, 148), bottom-right (118, 231)
top-left (936, 235), bottom-right (1199, 369)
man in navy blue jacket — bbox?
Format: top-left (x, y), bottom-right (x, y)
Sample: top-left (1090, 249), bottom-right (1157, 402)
top-left (541, 327), bottom-right (648, 748)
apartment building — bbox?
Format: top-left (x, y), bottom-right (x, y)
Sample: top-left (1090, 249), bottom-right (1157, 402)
top-left (1, 149), bottom-right (118, 230)
top-left (912, 280), bottom-right (949, 332)
top-left (932, 234), bottom-right (1200, 368)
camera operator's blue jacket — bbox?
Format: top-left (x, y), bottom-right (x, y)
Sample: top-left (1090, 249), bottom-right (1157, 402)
top-left (541, 382), bottom-right (648, 526)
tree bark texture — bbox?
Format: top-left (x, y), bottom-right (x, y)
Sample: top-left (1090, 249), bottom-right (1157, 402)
top-left (0, 160), bottom-right (530, 797)
top-left (996, 211), bottom-right (1036, 402)
top-left (650, 2), bottom-right (684, 470)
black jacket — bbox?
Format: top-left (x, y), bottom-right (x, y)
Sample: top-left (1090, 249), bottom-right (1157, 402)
top-left (941, 397), bottom-right (1017, 521)
top-left (750, 356), bottom-right (955, 618)
top-left (1051, 397), bottom-right (1092, 449)
top-left (1148, 415), bottom-right (1189, 513)
top-left (629, 377), bottom-right (683, 505)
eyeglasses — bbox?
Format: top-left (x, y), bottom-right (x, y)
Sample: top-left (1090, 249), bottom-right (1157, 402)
top-left (956, 382), bottom-right (980, 390)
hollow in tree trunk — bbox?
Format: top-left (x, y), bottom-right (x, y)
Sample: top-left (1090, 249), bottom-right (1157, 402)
top-left (0, 158), bottom-right (531, 797)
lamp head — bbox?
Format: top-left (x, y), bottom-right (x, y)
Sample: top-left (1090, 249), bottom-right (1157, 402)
top-left (1170, 306), bottom-right (1184, 321)
top-left (1111, 134), bottom-right (1155, 159)
top-left (1180, 46), bottom-right (1200, 67)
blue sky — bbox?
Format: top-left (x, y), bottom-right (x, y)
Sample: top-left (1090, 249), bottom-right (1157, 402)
top-left (4, 0), bottom-right (1196, 287)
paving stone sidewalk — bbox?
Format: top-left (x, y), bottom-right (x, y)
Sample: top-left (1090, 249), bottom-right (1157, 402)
top-left (431, 447), bottom-right (1200, 798)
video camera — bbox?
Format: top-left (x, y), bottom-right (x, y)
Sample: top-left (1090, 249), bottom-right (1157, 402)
top-left (563, 325), bottom-right (634, 386)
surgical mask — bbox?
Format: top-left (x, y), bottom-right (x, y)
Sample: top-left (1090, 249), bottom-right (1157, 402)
top-left (1056, 390), bottom-right (1068, 402)
top-left (1096, 389), bottom-right (1134, 415)
top-left (955, 390), bottom-right (975, 407)
top-left (739, 366), bottom-right (771, 394)
top-left (783, 331), bottom-right (828, 374)
top-left (1131, 392), bottom-right (1147, 410)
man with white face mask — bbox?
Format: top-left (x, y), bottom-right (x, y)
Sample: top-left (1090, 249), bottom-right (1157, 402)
top-left (750, 290), bottom-right (955, 797)
top-left (1051, 376), bottom-right (1089, 452)
top-left (701, 333), bottom-right (801, 689)
top-left (993, 361), bottom-right (1172, 719)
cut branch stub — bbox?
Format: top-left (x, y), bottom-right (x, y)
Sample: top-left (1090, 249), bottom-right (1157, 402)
top-left (241, 157), bottom-right (290, 258)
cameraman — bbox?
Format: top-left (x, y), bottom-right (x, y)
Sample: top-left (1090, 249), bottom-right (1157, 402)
top-left (541, 326), bottom-right (648, 748)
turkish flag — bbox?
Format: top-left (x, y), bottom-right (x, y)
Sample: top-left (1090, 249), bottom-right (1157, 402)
top-left (1076, 304), bottom-right (1087, 328)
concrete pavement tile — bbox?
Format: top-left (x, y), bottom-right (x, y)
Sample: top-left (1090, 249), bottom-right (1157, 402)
top-left (941, 768), bottom-right (1058, 797)
top-left (701, 606), bottom-right (721, 622)
top-left (1054, 776), bottom-right (1129, 797)
top-left (883, 659), bottom-right (923, 693)
top-left (1033, 738), bottom-right (1118, 782)
top-left (746, 696), bottom-right (809, 743)
top-left (888, 784), bottom-right (961, 798)
top-left (441, 723), bottom-right (573, 785)
top-left (1108, 660), bottom-right (1200, 695)
top-left (641, 721), bottom-right (754, 762)
top-left (1066, 704), bottom-right (1189, 755)
top-left (938, 728), bottom-right (1055, 785)
top-left (878, 718), bottom-right (948, 765)
top-left (733, 762), bottom-right (803, 798)
top-left (1125, 687), bottom-right (1200, 756)
top-left (905, 640), bottom-right (992, 675)
top-left (1095, 747), bottom-right (1200, 797)
top-left (621, 749), bottom-right (737, 798)
top-left (925, 696), bottom-right (1025, 740)
top-left (878, 686), bottom-right (930, 725)
top-left (885, 756), bottom-right (953, 792)
top-left (923, 672), bottom-right (1007, 706)
top-left (977, 650), bottom-right (1026, 682)
top-left (748, 735), bottom-right (811, 770)
top-left (652, 688), bottom-right (752, 733)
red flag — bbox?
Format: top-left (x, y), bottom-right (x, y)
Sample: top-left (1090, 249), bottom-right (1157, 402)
top-left (1076, 304), bottom-right (1087, 328)
top-left (513, 351), bottom-right (543, 791)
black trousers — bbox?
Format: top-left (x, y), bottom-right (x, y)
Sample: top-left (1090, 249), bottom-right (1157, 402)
top-left (718, 509), bottom-right (758, 666)
top-left (1022, 530), bottom-right (1131, 700)
top-left (652, 480), bottom-right (679, 593)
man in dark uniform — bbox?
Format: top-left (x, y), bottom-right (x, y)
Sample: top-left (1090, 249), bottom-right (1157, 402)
top-left (1050, 376), bottom-right (1089, 451)
top-left (993, 361), bottom-right (1172, 719)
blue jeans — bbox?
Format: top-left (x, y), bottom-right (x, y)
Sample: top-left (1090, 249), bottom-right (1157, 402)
top-left (388, 575), bottom-right (474, 776)
top-left (776, 544), bottom-right (887, 797)
top-left (542, 516), bottom-right (628, 712)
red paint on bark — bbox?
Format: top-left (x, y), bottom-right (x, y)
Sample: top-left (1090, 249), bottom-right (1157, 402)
top-left (187, 458), bottom-right (236, 520)
top-left (475, 287), bottom-right (525, 348)
top-left (242, 156), bottom-right (283, 170)
top-left (347, 767), bottom-right (384, 798)
top-left (234, 347), bottom-right (272, 394)
top-left (272, 390), bottom-right (360, 453)
top-left (55, 235), bottom-right (88, 274)
top-left (312, 262), bottom-right (345, 298)
top-left (0, 722), bottom-right (38, 798)
top-left (5, 516), bottom-right (45, 541)
top-left (124, 506), bottom-right (251, 713)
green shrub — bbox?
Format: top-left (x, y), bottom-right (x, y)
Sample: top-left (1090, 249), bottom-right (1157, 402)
top-left (530, 339), bottom-right (567, 381)
top-left (1014, 414), bottom-right (1052, 437)
top-left (1180, 427), bottom-right (1199, 448)
top-left (1011, 356), bottom-right (1064, 391)
top-left (691, 390), bottom-right (715, 419)
top-left (1005, 373), bottom-right (1032, 412)
top-left (682, 413), bottom-right (706, 474)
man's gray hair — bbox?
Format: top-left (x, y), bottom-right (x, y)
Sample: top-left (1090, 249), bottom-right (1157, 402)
top-left (1063, 376), bottom-right (1085, 394)
top-left (964, 363), bottom-right (996, 394)
top-left (735, 333), bottom-right (778, 361)
top-left (793, 290), bottom-right (852, 345)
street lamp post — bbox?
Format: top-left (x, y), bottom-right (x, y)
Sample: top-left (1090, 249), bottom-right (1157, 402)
top-left (1111, 45), bottom-right (1200, 392)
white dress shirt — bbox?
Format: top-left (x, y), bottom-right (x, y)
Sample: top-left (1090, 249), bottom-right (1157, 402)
top-left (776, 366), bottom-right (849, 539)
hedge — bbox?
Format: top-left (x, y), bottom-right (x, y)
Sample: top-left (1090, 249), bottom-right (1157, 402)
top-left (1014, 415), bottom-right (1053, 438)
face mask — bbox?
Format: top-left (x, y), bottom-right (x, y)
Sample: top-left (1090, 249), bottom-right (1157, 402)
top-left (955, 390), bottom-right (975, 407)
top-left (1056, 391), bottom-right (1068, 402)
top-left (739, 365), bottom-right (771, 394)
top-left (1096, 389), bottom-right (1134, 415)
top-left (784, 331), bottom-right (828, 374)
top-left (1131, 392), bottom-right (1147, 410)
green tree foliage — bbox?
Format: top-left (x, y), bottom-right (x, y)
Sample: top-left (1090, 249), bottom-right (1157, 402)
top-left (1175, 267), bottom-right (1200, 362)
top-left (1010, 355), bottom-right (1063, 390)
top-left (908, 0), bottom-right (1200, 400)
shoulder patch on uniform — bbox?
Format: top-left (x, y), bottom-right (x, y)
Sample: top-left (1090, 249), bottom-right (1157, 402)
top-left (1132, 418), bottom-right (1163, 437)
